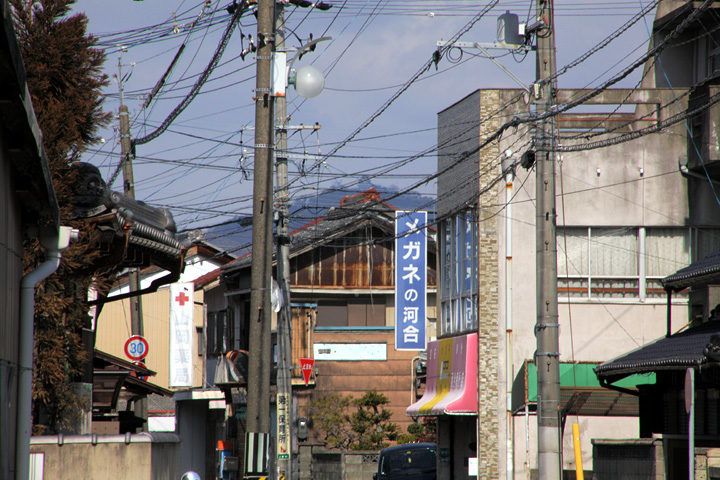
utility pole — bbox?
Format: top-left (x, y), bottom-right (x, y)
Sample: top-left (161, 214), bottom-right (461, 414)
top-left (533, 0), bottom-right (561, 477)
top-left (274, 3), bottom-right (294, 479)
top-left (247, 0), bottom-right (275, 446)
top-left (118, 52), bottom-right (147, 429)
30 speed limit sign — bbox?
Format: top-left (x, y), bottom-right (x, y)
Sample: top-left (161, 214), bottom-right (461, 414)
top-left (124, 335), bottom-right (149, 362)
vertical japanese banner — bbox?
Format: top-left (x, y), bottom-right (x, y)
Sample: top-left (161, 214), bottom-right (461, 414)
top-left (395, 210), bottom-right (427, 351)
top-left (276, 393), bottom-right (290, 460)
top-left (169, 283), bottom-right (194, 387)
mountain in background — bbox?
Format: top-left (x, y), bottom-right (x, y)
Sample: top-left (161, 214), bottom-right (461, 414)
top-left (204, 180), bottom-right (435, 256)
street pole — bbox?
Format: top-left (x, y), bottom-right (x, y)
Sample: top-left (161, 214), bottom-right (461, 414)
top-left (274, 3), bottom-right (294, 479)
top-left (118, 53), bottom-right (147, 429)
top-left (533, 0), bottom-right (561, 477)
top-left (247, 0), bottom-right (275, 444)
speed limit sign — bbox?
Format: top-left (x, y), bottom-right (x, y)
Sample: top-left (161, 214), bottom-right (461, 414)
top-left (124, 335), bottom-right (149, 361)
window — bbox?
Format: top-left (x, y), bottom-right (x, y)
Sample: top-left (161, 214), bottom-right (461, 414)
top-left (439, 210), bottom-right (478, 335)
top-left (316, 298), bottom-right (386, 327)
top-left (557, 227), bottom-right (720, 300)
top-left (708, 29), bottom-right (720, 78)
top-left (207, 309), bottom-right (234, 355)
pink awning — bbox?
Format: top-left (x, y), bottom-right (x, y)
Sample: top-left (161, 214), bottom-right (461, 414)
top-left (406, 333), bottom-right (477, 416)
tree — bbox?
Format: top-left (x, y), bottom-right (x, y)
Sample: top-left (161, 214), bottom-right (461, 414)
top-left (306, 389), bottom-right (400, 451)
top-left (398, 417), bottom-right (437, 445)
top-left (350, 390), bottom-right (399, 451)
top-left (11, 0), bottom-right (111, 433)
top-left (306, 393), bottom-right (354, 450)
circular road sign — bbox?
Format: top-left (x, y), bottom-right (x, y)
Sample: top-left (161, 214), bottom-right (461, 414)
top-left (124, 335), bottom-right (149, 362)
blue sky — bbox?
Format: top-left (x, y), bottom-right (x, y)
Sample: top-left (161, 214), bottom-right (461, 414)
top-left (70, 1), bottom-right (655, 237)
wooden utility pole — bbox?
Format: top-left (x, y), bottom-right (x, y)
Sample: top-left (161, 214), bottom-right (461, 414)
top-left (247, 0), bottom-right (275, 442)
top-left (533, 0), bottom-right (561, 477)
top-left (274, 3), bottom-right (294, 479)
top-left (118, 53), bottom-right (147, 429)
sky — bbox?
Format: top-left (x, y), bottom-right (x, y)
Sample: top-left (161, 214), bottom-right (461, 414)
top-left (70, 0), bottom-right (657, 251)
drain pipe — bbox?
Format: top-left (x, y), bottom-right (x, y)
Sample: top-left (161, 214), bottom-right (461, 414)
top-left (16, 226), bottom-right (78, 480)
top-left (502, 151), bottom-right (515, 480)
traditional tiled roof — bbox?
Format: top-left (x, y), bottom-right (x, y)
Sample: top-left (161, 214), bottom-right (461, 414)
top-left (595, 321), bottom-right (720, 381)
top-left (661, 251), bottom-right (720, 292)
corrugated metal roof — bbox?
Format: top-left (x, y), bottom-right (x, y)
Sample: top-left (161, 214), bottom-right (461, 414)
top-left (595, 321), bottom-right (720, 380)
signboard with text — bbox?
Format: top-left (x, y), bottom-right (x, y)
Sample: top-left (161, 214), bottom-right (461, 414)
top-left (169, 283), bottom-right (194, 387)
top-left (276, 393), bottom-right (290, 459)
top-left (395, 210), bottom-right (427, 351)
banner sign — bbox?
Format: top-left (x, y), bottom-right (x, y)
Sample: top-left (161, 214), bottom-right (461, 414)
top-left (169, 283), bottom-right (194, 387)
top-left (276, 393), bottom-right (290, 460)
top-left (395, 210), bottom-right (427, 351)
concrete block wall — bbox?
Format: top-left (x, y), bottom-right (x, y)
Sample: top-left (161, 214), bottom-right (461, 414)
top-left (298, 445), bottom-right (379, 480)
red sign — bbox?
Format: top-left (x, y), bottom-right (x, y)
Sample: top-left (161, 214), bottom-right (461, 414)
top-left (300, 357), bottom-right (315, 387)
top-left (124, 335), bottom-right (149, 361)
top-left (133, 361), bottom-right (149, 381)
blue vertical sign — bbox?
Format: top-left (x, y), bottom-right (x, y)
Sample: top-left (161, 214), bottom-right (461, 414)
top-left (395, 210), bottom-right (427, 351)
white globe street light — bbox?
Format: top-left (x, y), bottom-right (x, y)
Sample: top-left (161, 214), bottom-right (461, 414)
top-left (293, 65), bottom-right (325, 98)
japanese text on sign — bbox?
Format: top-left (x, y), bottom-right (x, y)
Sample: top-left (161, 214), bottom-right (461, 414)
top-left (395, 211), bottom-right (427, 351)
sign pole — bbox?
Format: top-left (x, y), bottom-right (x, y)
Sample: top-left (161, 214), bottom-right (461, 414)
top-left (686, 368), bottom-right (695, 480)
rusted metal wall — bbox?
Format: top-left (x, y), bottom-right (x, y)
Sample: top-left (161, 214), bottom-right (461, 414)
top-left (291, 227), bottom-right (436, 289)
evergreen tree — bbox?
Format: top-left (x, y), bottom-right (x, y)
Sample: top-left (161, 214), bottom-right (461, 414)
top-left (307, 389), bottom-right (400, 451)
top-left (11, 0), bottom-right (111, 433)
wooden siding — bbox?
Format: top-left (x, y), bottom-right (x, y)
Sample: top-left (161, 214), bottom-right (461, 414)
top-left (290, 305), bottom-right (315, 379)
top-left (0, 156), bottom-right (22, 377)
top-left (290, 227), bottom-right (436, 289)
top-left (1, 153), bottom-right (23, 478)
top-left (95, 288), bottom-right (205, 389)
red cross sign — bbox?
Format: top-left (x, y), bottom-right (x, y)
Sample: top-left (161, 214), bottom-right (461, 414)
top-left (175, 291), bottom-right (190, 306)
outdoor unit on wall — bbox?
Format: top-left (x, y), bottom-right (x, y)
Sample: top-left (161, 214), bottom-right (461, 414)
top-left (689, 284), bottom-right (720, 324)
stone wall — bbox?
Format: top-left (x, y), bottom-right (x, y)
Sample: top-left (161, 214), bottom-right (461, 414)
top-left (476, 89), bottom-right (502, 479)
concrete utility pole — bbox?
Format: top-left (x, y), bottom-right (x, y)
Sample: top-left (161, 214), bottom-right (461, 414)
top-left (246, 0), bottom-right (275, 442)
top-left (274, 3), bottom-right (294, 479)
top-left (118, 53), bottom-right (147, 429)
top-left (533, 0), bottom-right (561, 477)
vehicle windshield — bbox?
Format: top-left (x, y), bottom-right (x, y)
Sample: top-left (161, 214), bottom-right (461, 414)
top-left (379, 448), bottom-right (436, 477)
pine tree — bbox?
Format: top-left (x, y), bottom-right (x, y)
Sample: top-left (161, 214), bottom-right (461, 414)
top-left (307, 390), bottom-right (400, 451)
top-left (11, 0), bottom-right (111, 433)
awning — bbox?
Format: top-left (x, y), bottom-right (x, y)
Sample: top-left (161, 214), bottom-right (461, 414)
top-left (407, 333), bottom-right (477, 416)
top-left (511, 360), bottom-right (650, 417)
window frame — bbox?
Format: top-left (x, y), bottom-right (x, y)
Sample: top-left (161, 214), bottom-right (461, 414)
top-left (557, 226), bottom-right (720, 301)
top-left (439, 210), bottom-right (478, 336)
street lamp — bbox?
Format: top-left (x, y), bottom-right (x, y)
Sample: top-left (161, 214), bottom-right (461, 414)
top-left (273, 29), bottom-right (330, 480)
top-left (291, 65), bottom-right (325, 98)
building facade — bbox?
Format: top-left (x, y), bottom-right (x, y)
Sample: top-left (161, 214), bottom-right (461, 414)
top-left (0, 2), bottom-right (60, 476)
top-left (420, 2), bottom-right (720, 477)
top-left (218, 189), bottom-right (437, 474)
